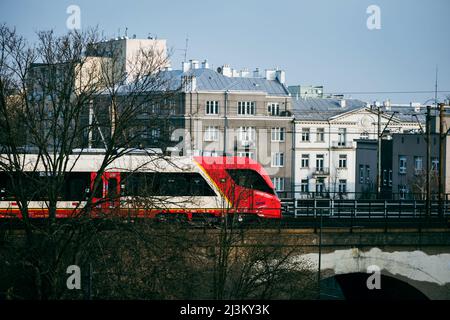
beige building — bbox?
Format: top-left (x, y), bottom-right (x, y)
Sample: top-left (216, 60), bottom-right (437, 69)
top-left (173, 62), bottom-right (294, 192)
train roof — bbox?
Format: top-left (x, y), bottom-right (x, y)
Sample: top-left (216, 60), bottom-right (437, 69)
top-left (0, 154), bottom-right (261, 173)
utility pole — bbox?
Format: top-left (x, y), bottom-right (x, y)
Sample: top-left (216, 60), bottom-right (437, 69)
top-left (438, 103), bottom-right (445, 217)
top-left (223, 91), bottom-right (228, 156)
top-left (88, 100), bottom-right (94, 149)
top-left (426, 105), bottom-right (431, 216)
top-left (376, 103), bottom-right (382, 195)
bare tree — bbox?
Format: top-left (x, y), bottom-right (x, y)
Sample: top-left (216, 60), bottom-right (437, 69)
top-left (0, 24), bottom-right (178, 299)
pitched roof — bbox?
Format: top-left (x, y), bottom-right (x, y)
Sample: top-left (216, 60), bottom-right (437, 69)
top-left (159, 68), bottom-right (290, 96)
top-left (292, 98), bottom-right (425, 124)
top-left (292, 97), bottom-right (367, 120)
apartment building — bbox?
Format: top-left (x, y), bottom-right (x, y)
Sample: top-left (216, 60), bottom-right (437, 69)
top-left (170, 61), bottom-right (294, 192)
top-left (355, 110), bottom-right (450, 199)
top-left (293, 98), bottom-right (422, 198)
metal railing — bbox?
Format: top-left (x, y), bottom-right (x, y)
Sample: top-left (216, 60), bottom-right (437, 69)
top-left (279, 191), bottom-right (450, 218)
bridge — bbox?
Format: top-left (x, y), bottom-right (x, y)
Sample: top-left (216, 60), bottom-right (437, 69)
top-left (238, 227), bottom-right (450, 299)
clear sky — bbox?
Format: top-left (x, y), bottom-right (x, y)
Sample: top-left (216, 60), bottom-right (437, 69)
top-left (1, 0), bottom-right (449, 103)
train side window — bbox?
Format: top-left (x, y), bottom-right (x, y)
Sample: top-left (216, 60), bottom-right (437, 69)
top-left (0, 173), bottom-right (10, 200)
top-left (122, 172), bottom-right (215, 197)
top-left (108, 178), bottom-right (118, 199)
top-left (64, 173), bottom-right (91, 201)
top-left (158, 173), bottom-right (188, 196)
top-left (190, 174), bottom-right (216, 196)
top-left (226, 169), bottom-right (274, 195)
top-left (92, 180), bottom-right (103, 199)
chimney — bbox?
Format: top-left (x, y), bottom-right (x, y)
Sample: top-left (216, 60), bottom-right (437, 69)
top-left (231, 69), bottom-right (239, 77)
top-left (340, 99), bottom-right (346, 108)
top-left (265, 69), bottom-right (276, 80)
top-left (410, 102), bottom-right (421, 113)
top-left (191, 59), bottom-right (199, 69)
top-left (253, 68), bottom-right (260, 78)
top-left (182, 61), bottom-right (191, 72)
top-left (240, 68), bottom-right (250, 78)
top-left (221, 64), bottom-right (232, 77)
top-left (201, 59), bottom-right (209, 69)
top-left (275, 70), bottom-right (285, 84)
top-left (384, 100), bottom-right (391, 111)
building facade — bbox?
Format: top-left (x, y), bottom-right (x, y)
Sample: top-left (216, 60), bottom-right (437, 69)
top-left (174, 62), bottom-right (294, 192)
top-left (292, 99), bottom-right (423, 198)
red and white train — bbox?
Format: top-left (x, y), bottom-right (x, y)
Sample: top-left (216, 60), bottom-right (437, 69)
top-left (0, 154), bottom-right (281, 221)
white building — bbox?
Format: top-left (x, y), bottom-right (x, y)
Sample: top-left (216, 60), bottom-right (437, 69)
top-left (292, 98), bottom-right (423, 198)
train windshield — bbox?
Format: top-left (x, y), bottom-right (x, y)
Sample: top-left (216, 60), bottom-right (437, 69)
top-left (226, 169), bottom-right (274, 195)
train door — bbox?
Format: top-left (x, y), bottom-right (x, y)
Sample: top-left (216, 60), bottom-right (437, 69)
top-left (104, 172), bottom-right (120, 210)
top-left (90, 172), bottom-right (121, 210)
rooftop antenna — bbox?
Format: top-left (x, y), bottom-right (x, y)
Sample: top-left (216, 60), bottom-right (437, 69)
top-left (125, 27), bottom-right (128, 37)
top-left (434, 65), bottom-right (438, 115)
top-left (183, 35), bottom-right (189, 62)
top-left (434, 65), bottom-right (438, 113)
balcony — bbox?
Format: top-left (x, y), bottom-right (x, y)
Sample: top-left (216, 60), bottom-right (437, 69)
top-left (312, 167), bottom-right (330, 176)
top-left (331, 141), bottom-right (354, 148)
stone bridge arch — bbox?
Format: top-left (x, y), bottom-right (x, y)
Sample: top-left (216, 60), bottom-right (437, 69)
top-left (296, 247), bottom-right (450, 299)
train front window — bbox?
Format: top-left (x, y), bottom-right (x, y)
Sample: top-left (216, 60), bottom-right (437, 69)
top-left (226, 169), bottom-right (274, 195)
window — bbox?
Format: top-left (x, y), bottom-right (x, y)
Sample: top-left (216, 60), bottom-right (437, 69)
top-left (301, 128), bottom-right (310, 142)
top-left (338, 154), bottom-right (347, 168)
top-left (431, 157), bottom-right (439, 172)
top-left (238, 127), bottom-right (256, 146)
top-left (359, 165), bottom-right (364, 184)
top-left (268, 103), bottom-right (280, 116)
top-left (206, 101), bottom-right (219, 115)
top-left (64, 173), bottom-right (91, 201)
top-left (399, 185), bottom-right (408, 200)
top-left (226, 169), bottom-right (274, 194)
top-left (272, 177), bottom-right (285, 191)
top-left (316, 154), bottom-right (324, 171)
top-left (237, 151), bottom-right (255, 160)
top-left (271, 127), bottom-right (285, 142)
top-left (300, 179), bottom-right (309, 193)
top-left (338, 179), bottom-right (347, 193)
top-left (150, 128), bottom-right (160, 140)
top-left (123, 172), bottom-right (216, 197)
top-left (238, 101), bottom-right (256, 115)
top-left (360, 131), bottom-right (369, 139)
top-left (301, 154), bottom-right (310, 168)
top-left (366, 165), bottom-right (371, 184)
top-left (271, 152), bottom-right (285, 167)
top-left (316, 178), bottom-right (325, 194)
top-left (399, 156), bottom-right (407, 174)
top-left (107, 178), bottom-right (118, 199)
top-left (388, 170), bottom-right (392, 186)
top-left (414, 156), bottom-right (423, 174)
top-left (338, 128), bottom-right (347, 146)
top-left (316, 128), bottom-right (325, 142)
top-left (204, 126), bottom-right (219, 141)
